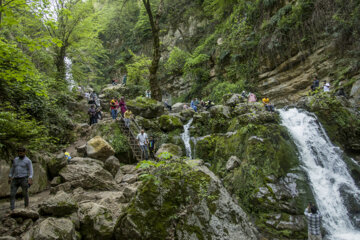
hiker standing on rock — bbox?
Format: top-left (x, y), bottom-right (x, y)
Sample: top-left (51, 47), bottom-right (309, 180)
top-left (8, 147), bottom-right (33, 211)
top-left (137, 129), bottom-right (149, 160)
top-left (88, 105), bottom-right (97, 125)
top-left (110, 98), bottom-right (118, 120)
top-left (124, 109), bottom-right (133, 128)
top-left (304, 203), bottom-right (322, 240)
top-left (119, 97), bottom-right (127, 117)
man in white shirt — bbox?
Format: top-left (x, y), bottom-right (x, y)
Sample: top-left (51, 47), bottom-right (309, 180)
top-left (136, 129), bottom-right (149, 160)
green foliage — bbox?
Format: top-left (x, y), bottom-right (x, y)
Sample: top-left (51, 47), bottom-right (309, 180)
top-left (203, 80), bottom-right (245, 103)
top-left (126, 50), bottom-right (151, 87)
top-left (164, 47), bottom-right (190, 75)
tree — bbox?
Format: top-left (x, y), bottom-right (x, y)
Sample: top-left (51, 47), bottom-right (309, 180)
top-left (43, 0), bottom-right (92, 82)
top-left (141, 0), bottom-right (163, 101)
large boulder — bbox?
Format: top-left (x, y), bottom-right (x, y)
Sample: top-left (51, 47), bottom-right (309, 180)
top-left (114, 160), bottom-right (258, 240)
top-left (171, 102), bottom-right (186, 113)
top-left (31, 218), bottom-right (76, 240)
top-left (86, 136), bottom-right (115, 161)
top-left (59, 158), bottom-right (117, 191)
top-left (47, 153), bottom-right (68, 178)
top-left (127, 96), bottom-right (164, 119)
top-left (158, 115), bottom-right (183, 132)
top-left (155, 144), bottom-right (183, 159)
top-left (223, 93), bottom-right (243, 107)
top-left (78, 202), bottom-right (115, 240)
top-left (39, 191), bottom-right (78, 217)
top-left (104, 156), bottom-right (121, 177)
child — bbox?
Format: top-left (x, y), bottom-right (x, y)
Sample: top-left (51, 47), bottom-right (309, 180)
top-left (148, 136), bottom-right (156, 160)
top-left (63, 149), bottom-right (71, 164)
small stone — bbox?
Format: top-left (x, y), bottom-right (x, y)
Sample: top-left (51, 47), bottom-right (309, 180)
top-left (226, 156), bottom-right (241, 171)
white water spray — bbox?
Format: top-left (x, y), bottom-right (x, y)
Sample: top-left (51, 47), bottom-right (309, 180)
top-left (181, 118), bottom-right (193, 159)
top-left (279, 108), bottom-right (360, 240)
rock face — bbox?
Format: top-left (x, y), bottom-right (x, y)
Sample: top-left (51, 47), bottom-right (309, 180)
top-left (48, 153), bottom-right (68, 178)
top-left (114, 160), bottom-right (258, 240)
top-left (127, 96), bottom-right (164, 119)
top-left (39, 191), bottom-right (78, 217)
top-left (58, 158), bottom-right (117, 191)
top-left (78, 202), bottom-right (115, 240)
top-left (104, 156), bottom-right (121, 177)
top-left (158, 115), bottom-right (183, 131)
top-left (86, 136), bottom-right (115, 161)
top-left (31, 218), bottom-right (76, 240)
top-left (226, 156), bottom-right (240, 171)
top-left (155, 144), bottom-right (183, 159)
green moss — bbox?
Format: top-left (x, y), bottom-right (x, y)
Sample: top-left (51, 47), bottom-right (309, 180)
top-left (158, 115), bottom-right (183, 132)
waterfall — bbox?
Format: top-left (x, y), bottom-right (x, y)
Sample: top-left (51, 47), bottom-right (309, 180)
top-left (65, 57), bottom-right (75, 91)
top-left (181, 118), bottom-right (193, 159)
top-left (279, 108), bottom-right (360, 240)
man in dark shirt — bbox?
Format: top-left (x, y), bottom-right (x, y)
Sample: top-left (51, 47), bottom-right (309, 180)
top-left (8, 147), bottom-right (33, 211)
top-left (304, 203), bottom-right (322, 240)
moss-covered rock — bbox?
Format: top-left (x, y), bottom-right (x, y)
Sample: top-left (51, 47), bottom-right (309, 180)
top-left (127, 96), bottom-right (164, 119)
top-left (39, 191), bottom-right (78, 217)
top-left (158, 115), bottom-right (183, 132)
top-left (114, 159), bottom-right (258, 240)
top-left (155, 143), bottom-right (183, 159)
top-left (304, 94), bottom-right (360, 153)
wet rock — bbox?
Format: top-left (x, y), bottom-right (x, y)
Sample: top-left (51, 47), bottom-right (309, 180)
top-left (32, 217), bottom-right (76, 240)
top-left (155, 144), bottom-right (183, 159)
top-left (78, 202), bottom-right (114, 240)
top-left (86, 136), bottom-right (115, 161)
top-left (226, 156), bottom-right (241, 171)
top-left (10, 209), bottom-right (39, 221)
top-left (104, 156), bottom-right (120, 177)
top-left (39, 191), bottom-right (78, 217)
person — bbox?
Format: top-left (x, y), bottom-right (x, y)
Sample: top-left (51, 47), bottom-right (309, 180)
top-left (95, 106), bottom-right (102, 121)
top-left (304, 203), bottom-right (322, 240)
top-left (205, 100), bottom-right (214, 110)
top-left (200, 100), bottom-right (206, 109)
top-left (8, 147), bottom-right (33, 211)
top-left (323, 82), bottom-right (330, 92)
top-left (122, 74), bottom-right (127, 86)
top-left (136, 129), bottom-right (149, 160)
top-left (194, 98), bottom-right (199, 107)
top-left (63, 149), bottom-right (71, 164)
top-left (145, 90), bottom-right (151, 98)
top-left (124, 109), bottom-right (133, 128)
top-left (190, 99), bottom-right (197, 112)
top-left (119, 97), bottom-right (127, 117)
top-left (84, 92), bottom-right (90, 100)
top-left (311, 76), bottom-right (320, 91)
top-left (112, 79), bottom-right (117, 86)
top-left (248, 93), bottom-right (257, 103)
top-left (183, 104), bottom-right (189, 110)
top-left (164, 99), bottom-right (172, 111)
top-left (148, 136), bottom-right (156, 160)
top-left (88, 105), bottom-right (97, 125)
top-left (110, 98), bottom-right (118, 120)
top-left (262, 97), bottom-right (275, 112)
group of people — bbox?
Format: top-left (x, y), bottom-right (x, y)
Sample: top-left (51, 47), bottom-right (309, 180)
top-left (86, 91), bottom-right (102, 126)
top-left (310, 76), bottom-right (347, 98)
top-left (241, 90), bottom-right (275, 112)
top-left (109, 97), bottom-right (127, 120)
top-left (184, 98), bottom-right (215, 112)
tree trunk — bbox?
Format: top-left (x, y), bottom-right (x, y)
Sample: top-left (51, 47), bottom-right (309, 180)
top-left (55, 45), bottom-right (66, 82)
top-left (142, 0), bottom-right (162, 101)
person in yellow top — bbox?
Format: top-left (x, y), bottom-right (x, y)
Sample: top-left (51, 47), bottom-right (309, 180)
top-left (262, 97), bottom-right (270, 105)
top-left (124, 109), bottom-right (133, 128)
top-left (63, 149), bottom-right (71, 164)
top-left (262, 97), bottom-right (274, 112)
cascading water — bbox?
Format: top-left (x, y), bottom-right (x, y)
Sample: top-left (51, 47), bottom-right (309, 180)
top-left (65, 57), bottom-right (75, 91)
top-left (181, 118), bottom-right (193, 159)
top-left (279, 108), bottom-right (360, 240)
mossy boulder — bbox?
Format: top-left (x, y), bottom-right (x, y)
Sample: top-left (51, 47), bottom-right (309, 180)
top-left (31, 217), bottom-right (77, 240)
top-left (304, 94), bottom-right (360, 153)
top-left (86, 136), bottom-right (115, 161)
top-left (39, 191), bottom-right (78, 217)
top-left (155, 143), bottom-right (183, 159)
top-left (114, 159), bottom-right (258, 240)
top-left (135, 115), bottom-right (159, 131)
top-left (158, 115), bottom-right (183, 132)
top-left (194, 123), bottom-right (311, 239)
top-left (127, 96), bottom-right (164, 119)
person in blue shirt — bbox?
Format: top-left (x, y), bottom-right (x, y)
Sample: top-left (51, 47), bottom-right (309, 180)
top-left (191, 99), bottom-right (197, 112)
top-left (148, 136), bottom-right (156, 160)
top-left (8, 147), bottom-right (33, 211)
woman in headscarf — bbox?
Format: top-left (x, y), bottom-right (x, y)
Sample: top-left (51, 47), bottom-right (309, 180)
top-left (119, 96), bottom-right (127, 117)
